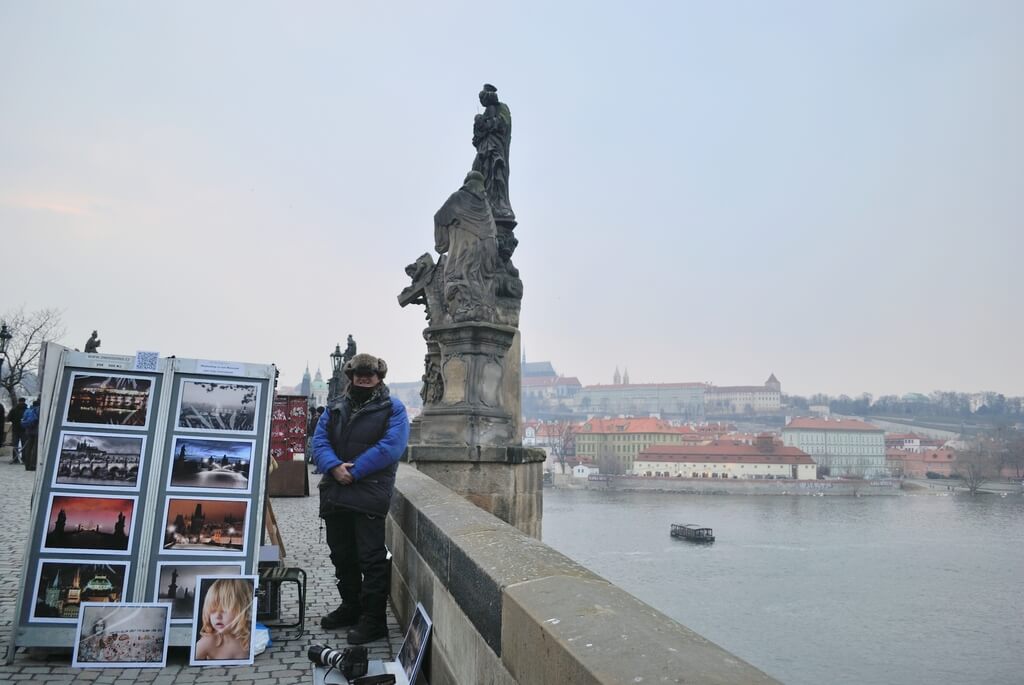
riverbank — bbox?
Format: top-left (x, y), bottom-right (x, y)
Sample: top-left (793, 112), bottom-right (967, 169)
top-left (552, 474), bottom-right (902, 496)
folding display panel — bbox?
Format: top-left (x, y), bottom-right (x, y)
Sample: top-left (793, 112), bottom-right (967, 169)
top-left (7, 346), bottom-right (275, 660)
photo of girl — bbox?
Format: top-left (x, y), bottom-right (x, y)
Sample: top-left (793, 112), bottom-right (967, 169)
top-left (190, 575), bottom-right (257, 665)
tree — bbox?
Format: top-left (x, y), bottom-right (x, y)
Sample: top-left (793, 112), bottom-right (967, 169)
top-left (955, 441), bottom-right (998, 495)
top-left (1, 307), bottom-right (65, 406)
top-left (546, 421), bottom-right (576, 475)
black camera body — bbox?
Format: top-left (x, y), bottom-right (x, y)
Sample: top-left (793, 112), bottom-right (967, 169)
top-left (307, 644), bottom-right (368, 679)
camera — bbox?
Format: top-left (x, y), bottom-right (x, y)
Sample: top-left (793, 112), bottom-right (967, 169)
top-left (307, 644), bottom-right (368, 679)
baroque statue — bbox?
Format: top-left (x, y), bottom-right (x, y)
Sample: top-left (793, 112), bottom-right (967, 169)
top-left (473, 84), bottom-right (514, 222)
top-left (84, 330), bottom-right (101, 353)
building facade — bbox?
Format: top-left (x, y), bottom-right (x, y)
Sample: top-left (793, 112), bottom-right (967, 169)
top-left (635, 438), bottom-right (817, 480)
top-left (574, 383), bottom-right (706, 420)
top-left (574, 417), bottom-right (697, 472)
top-left (782, 417), bottom-right (887, 478)
top-left (704, 374), bottom-right (782, 415)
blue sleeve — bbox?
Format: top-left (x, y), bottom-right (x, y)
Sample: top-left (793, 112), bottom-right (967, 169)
top-left (312, 409), bottom-right (343, 473)
top-left (349, 399), bottom-right (410, 481)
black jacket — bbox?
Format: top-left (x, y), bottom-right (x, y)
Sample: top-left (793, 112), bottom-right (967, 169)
top-left (315, 386), bottom-right (409, 517)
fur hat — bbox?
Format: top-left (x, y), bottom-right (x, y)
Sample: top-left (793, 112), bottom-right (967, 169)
top-left (343, 353), bottom-right (388, 380)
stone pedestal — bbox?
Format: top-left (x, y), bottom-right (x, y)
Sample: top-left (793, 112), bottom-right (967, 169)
top-left (407, 321), bottom-right (545, 537)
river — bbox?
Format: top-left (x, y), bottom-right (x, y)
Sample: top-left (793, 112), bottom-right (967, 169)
top-left (541, 488), bottom-right (1024, 685)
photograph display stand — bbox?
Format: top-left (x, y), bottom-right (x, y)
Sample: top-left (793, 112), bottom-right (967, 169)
top-left (6, 344), bottom-right (275, 661)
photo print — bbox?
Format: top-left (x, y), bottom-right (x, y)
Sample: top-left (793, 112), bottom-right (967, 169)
top-left (64, 373), bottom-right (153, 429)
top-left (43, 493), bottom-right (137, 555)
top-left (162, 497), bottom-right (249, 555)
top-left (52, 431), bottom-right (146, 491)
top-left (31, 560), bottom-right (130, 623)
top-left (73, 603), bottom-right (171, 668)
top-left (189, 575), bottom-right (258, 666)
top-left (154, 562), bottom-right (243, 622)
top-left (167, 436), bottom-right (254, 493)
top-left (176, 380), bottom-right (260, 433)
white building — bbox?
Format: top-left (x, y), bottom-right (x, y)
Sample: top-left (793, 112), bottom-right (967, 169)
top-left (572, 464), bottom-right (599, 479)
top-left (704, 374), bottom-right (782, 415)
top-left (782, 417), bottom-right (886, 478)
top-left (635, 436), bottom-right (817, 480)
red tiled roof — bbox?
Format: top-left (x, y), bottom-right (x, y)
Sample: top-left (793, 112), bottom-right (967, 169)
top-left (638, 443), bottom-right (814, 465)
top-left (784, 417), bottom-right (882, 432)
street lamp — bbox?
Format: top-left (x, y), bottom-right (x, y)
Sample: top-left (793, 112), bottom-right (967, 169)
top-left (329, 343), bottom-right (344, 402)
top-left (330, 344), bottom-right (343, 375)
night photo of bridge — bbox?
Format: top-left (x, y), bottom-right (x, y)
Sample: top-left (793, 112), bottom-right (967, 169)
top-left (167, 437), bottom-right (253, 492)
top-left (54, 432), bottom-right (145, 490)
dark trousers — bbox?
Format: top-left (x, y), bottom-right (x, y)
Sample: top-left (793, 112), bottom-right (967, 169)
top-left (22, 434), bottom-right (38, 471)
top-left (324, 510), bottom-right (388, 623)
top-left (10, 429), bottom-right (24, 460)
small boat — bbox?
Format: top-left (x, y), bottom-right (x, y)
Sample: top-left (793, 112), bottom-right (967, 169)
top-left (671, 523), bottom-right (715, 543)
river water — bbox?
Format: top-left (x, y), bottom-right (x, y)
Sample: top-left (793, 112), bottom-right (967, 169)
top-left (541, 488), bottom-right (1024, 685)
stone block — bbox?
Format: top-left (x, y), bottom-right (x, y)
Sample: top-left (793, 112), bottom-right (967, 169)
top-left (502, 575), bottom-right (778, 685)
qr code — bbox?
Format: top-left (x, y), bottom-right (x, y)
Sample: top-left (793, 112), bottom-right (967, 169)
top-left (134, 351), bottom-right (159, 371)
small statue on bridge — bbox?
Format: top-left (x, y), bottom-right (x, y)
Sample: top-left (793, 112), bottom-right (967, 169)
top-left (84, 331), bottom-right (101, 353)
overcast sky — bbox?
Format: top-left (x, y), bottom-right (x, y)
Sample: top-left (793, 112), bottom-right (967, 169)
top-left (2, 1), bottom-right (1021, 398)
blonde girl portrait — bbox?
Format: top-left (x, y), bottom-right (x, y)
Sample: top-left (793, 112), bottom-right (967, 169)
top-left (195, 578), bottom-right (253, 661)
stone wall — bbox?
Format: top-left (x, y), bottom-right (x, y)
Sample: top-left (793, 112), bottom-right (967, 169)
top-left (387, 465), bottom-right (779, 685)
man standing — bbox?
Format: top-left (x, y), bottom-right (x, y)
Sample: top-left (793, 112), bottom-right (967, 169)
top-left (313, 353), bottom-right (409, 645)
top-left (8, 397), bottom-right (26, 463)
top-left (20, 399), bottom-right (39, 471)
top-left (0, 402), bottom-right (6, 447)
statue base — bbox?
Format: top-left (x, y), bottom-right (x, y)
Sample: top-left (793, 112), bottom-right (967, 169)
top-left (407, 445), bottom-right (546, 538)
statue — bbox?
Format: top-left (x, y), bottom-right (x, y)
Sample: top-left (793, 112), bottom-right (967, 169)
top-left (433, 171), bottom-right (501, 323)
top-left (84, 331), bottom-right (101, 353)
top-left (472, 84), bottom-right (514, 222)
top-left (343, 335), bottom-right (357, 364)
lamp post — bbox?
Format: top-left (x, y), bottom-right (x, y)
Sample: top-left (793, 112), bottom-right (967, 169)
top-left (0, 322), bottom-right (11, 401)
top-left (329, 344), bottom-right (343, 402)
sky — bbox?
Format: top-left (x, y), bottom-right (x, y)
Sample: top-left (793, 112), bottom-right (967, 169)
top-left (2, 1), bottom-right (1021, 398)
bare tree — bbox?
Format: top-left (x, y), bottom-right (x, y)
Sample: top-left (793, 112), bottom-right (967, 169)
top-left (547, 421), bottom-right (576, 475)
top-left (956, 442), bottom-right (998, 495)
top-left (1, 307), bottom-right (65, 406)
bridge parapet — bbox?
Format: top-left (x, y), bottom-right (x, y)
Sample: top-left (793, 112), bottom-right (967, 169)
top-left (387, 464), bottom-right (780, 684)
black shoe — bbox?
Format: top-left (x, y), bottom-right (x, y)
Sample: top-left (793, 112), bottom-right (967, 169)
top-left (321, 604), bottom-right (361, 630)
top-left (346, 617), bottom-right (387, 645)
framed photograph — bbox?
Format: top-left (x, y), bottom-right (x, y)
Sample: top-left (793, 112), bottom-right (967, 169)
top-left (397, 602), bottom-right (433, 685)
top-left (161, 496), bottom-right (249, 555)
top-left (30, 560), bottom-right (130, 623)
top-left (176, 379), bottom-right (261, 434)
top-left (73, 603), bottom-right (171, 668)
top-left (63, 372), bottom-right (153, 430)
top-left (52, 431), bottom-right (147, 491)
top-left (154, 562), bottom-right (244, 622)
top-left (167, 436), bottom-right (255, 494)
top-left (43, 493), bottom-right (137, 555)
top-left (189, 575), bottom-right (258, 666)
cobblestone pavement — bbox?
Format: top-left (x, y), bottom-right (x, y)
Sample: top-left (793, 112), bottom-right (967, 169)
top-left (0, 446), bottom-right (401, 683)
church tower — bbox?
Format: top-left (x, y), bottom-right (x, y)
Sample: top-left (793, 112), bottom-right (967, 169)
top-left (300, 364), bottom-right (312, 397)
top-left (623, 368), bottom-right (630, 385)
top-left (613, 367), bottom-right (621, 385)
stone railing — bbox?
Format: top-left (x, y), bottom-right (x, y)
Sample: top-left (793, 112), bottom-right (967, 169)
top-left (387, 465), bottom-right (779, 684)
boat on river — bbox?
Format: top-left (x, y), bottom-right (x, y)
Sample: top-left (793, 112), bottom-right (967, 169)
top-left (670, 523), bottom-right (715, 543)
